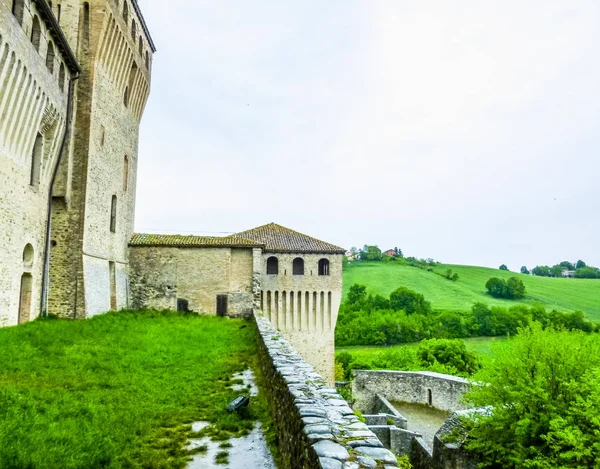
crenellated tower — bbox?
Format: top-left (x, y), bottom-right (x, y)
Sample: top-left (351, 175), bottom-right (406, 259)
top-left (48, 0), bottom-right (155, 317)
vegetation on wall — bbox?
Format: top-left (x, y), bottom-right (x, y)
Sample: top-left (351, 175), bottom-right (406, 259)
top-left (464, 325), bottom-right (600, 468)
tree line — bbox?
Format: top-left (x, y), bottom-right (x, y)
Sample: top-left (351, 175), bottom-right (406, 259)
top-left (517, 260), bottom-right (600, 279)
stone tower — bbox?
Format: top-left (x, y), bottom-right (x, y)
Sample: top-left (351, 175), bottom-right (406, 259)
top-left (47, 0), bottom-right (155, 317)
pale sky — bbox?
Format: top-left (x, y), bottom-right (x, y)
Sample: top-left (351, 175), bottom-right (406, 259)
top-left (134, 1), bottom-right (600, 270)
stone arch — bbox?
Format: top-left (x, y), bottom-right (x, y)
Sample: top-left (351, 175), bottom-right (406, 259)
top-left (23, 244), bottom-right (34, 268)
top-left (31, 16), bottom-right (42, 52)
top-left (293, 257), bottom-right (304, 275)
top-left (318, 258), bottom-right (330, 276)
top-left (266, 256), bottom-right (278, 275)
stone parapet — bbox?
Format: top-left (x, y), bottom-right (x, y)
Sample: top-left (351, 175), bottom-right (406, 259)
top-left (254, 313), bottom-right (398, 469)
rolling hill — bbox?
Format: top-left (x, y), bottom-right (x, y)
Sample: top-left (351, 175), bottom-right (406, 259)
top-left (343, 262), bottom-right (600, 321)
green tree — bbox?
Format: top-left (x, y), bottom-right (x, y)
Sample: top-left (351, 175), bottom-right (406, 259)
top-left (346, 284), bottom-right (367, 305)
top-left (531, 265), bottom-right (551, 277)
top-left (520, 266), bottom-right (530, 275)
top-left (499, 264), bottom-right (508, 271)
top-left (465, 325), bottom-right (600, 468)
top-left (559, 261), bottom-right (575, 270)
top-left (576, 259), bottom-right (587, 269)
top-left (417, 339), bottom-right (480, 375)
top-left (551, 264), bottom-right (564, 278)
top-left (485, 277), bottom-right (506, 299)
top-left (389, 287), bottom-right (432, 315)
top-left (360, 245), bottom-right (383, 261)
top-left (505, 277), bottom-right (526, 299)
top-left (574, 267), bottom-right (599, 279)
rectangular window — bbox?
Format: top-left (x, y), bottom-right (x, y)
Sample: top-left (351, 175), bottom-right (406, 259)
top-left (110, 195), bottom-right (117, 232)
top-left (216, 295), bottom-right (228, 316)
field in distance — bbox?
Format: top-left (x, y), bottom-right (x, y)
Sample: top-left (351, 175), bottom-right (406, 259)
top-left (343, 262), bottom-right (600, 321)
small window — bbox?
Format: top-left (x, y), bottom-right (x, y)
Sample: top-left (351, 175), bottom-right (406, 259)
top-left (31, 16), bottom-right (41, 51)
top-left (123, 1), bottom-right (129, 22)
top-left (46, 42), bottom-right (55, 73)
top-left (23, 244), bottom-right (34, 268)
top-left (427, 389), bottom-right (433, 406)
top-left (110, 195), bottom-right (117, 232)
top-left (266, 256), bottom-right (278, 275)
top-left (131, 20), bottom-right (136, 40)
top-left (12, 0), bottom-right (25, 25)
top-left (123, 155), bottom-right (129, 191)
top-left (318, 258), bottom-right (330, 276)
top-left (58, 63), bottom-right (65, 91)
top-left (293, 258), bottom-right (304, 275)
top-left (30, 133), bottom-right (43, 187)
top-left (177, 299), bottom-right (189, 312)
top-left (138, 37), bottom-right (143, 57)
top-left (123, 86), bottom-right (129, 107)
top-left (145, 51), bottom-right (149, 69)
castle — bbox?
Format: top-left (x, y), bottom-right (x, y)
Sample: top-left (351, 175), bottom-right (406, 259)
top-left (0, 0), bottom-right (342, 381)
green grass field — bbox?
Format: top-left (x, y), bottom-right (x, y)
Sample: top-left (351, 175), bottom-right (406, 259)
top-left (0, 311), bottom-right (272, 469)
top-left (343, 262), bottom-right (600, 320)
top-left (337, 336), bottom-right (507, 360)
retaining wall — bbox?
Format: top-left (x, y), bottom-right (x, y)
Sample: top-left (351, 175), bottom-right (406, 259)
top-left (254, 313), bottom-right (398, 469)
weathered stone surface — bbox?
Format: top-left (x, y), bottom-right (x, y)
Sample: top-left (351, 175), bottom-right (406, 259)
top-left (254, 314), bottom-right (391, 469)
top-left (313, 440), bottom-right (349, 461)
top-left (353, 446), bottom-right (398, 465)
top-left (356, 456), bottom-right (378, 468)
top-left (319, 457), bottom-right (343, 469)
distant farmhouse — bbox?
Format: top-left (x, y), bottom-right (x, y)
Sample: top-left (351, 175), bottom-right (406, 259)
top-left (0, 0), bottom-right (342, 381)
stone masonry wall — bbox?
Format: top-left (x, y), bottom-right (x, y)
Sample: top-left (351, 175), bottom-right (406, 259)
top-left (129, 246), bottom-right (254, 316)
top-left (353, 371), bottom-right (470, 414)
top-left (0, 0), bottom-right (72, 325)
top-left (254, 313), bottom-right (399, 469)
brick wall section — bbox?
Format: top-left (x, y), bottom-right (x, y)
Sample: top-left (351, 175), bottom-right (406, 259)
top-left (0, 0), bottom-right (73, 324)
top-left (254, 313), bottom-right (398, 469)
top-left (352, 371), bottom-right (470, 414)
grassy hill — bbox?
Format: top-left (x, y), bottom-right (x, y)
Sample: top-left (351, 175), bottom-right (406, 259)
top-left (343, 262), bottom-right (600, 321)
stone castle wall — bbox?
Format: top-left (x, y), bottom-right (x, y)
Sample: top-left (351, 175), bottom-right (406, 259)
top-left (0, 0), bottom-right (74, 325)
top-left (48, 0), bottom-right (153, 318)
top-left (129, 246), bottom-right (255, 316)
top-left (260, 253), bottom-right (343, 384)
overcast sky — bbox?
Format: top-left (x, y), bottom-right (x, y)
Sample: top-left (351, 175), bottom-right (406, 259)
top-left (134, 1), bottom-right (600, 270)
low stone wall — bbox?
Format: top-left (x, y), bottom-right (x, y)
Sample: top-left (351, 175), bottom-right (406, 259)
top-left (254, 313), bottom-right (398, 469)
top-left (353, 371), bottom-right (470, 413)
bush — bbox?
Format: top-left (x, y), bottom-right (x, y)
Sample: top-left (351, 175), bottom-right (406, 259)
top-left (465, 325), bottom-right (600, 468)
top-left (389, 287), bottom-right (431, 315)
top-left (485, 277), bottom-right (526, 299)
top-left (417, 339), bottom-right (480, 375)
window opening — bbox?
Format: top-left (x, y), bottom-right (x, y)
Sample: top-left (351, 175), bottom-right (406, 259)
top-left (318, 258), bottom-right (330, 276)
top-left (30, 133), bottom-right (43, 187)
top-left (46, 42), bottom-right (55, 73)
top-left (293, 257), bottom-right (304, 275)
top-left (110, 195), bottom-right (117, 232)
top-left (266, 256), bottom-right (278, 275)
top-left (31, 16), bottom-right (41, 51)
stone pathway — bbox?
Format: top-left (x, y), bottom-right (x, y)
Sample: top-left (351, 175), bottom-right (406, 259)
top-left (186, 369), bottom-right (277, 469)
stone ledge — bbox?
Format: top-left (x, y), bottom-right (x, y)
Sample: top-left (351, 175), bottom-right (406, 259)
top-left (254, 313), bottom-right (398, 469)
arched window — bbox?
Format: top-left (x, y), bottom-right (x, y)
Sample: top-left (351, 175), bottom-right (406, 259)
top-left (23, 244), bottom-right (34, 268)
top-left (12, 0), bottom-right (25, 25)
top-left (30, 133), bottom-right (43, 187)
top-left (123, 1), bottom-right (129, 22)
top-left (266, 256), bottom-right (278, 275)
top-left (123, 155), bottom-right (129, 191)
top-left (46, 42), bottom-right (55, 73)
top-left (124, 62), bottom-right (137, 108)
top-left (138, 37), bottom-right (143, 57)
top-left (110, 195), bottom-right (117, 232)
top-left (58, 63), bottom-right (65, 91)
top-left (131, 20), bottom-right (136, 40)
top-left (31, 16), bottom-right (42, 51)
top-left (318, 258), bottom-right (330, 276)
top-left (293, 258), bottom-right (304, 275)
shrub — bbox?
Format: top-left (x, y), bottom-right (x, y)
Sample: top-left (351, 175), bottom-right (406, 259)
top-left (389, 287), bottom-right (431, 315)
top-left (417, 339), bottom-right (480, 375)
top-left (485, 277), bottom-right (526, 299)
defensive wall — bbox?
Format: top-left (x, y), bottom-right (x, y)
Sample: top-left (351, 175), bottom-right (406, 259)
top-left (0, 0), bottom-right (78, 326)
top-left (254, 313), bottom-right (399, 469)
top-left (351, 371), bottom-right (477, 469)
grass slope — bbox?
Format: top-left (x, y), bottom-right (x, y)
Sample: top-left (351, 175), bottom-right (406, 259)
top-left (0, 311), bottom-right (272, 469)
top-left (343, 262), bottom-right (600, 320)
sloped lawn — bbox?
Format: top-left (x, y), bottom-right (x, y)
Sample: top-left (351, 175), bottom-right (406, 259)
top-left (0, 310), bottom-right (273, 469)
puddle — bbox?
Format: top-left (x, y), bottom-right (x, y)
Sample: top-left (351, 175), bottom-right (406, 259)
top-left (392, 401), bottom-right (450, 447)
top-left (230, 369), bottom-right (259, 396)
top-left (187, 422), bottom-right (275, 469)
top-left (186, 369), bottom-right (276, 468)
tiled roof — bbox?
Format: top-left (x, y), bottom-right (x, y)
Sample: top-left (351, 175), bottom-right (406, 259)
top-left (129, 233), bottom-right (263, 248)
top-left (231, 223), bottom-right (345, 254)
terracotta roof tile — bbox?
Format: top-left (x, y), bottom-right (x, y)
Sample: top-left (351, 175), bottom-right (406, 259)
top-left (231, 223), bottom-right (345, 254)
top-left (129, 233), bottom-right (263, 248)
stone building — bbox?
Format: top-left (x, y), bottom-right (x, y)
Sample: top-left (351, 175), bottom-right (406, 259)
top-left (129, 223), bottom-right (345, 382)
top-left (0, 0), bottom-right (155, 325)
